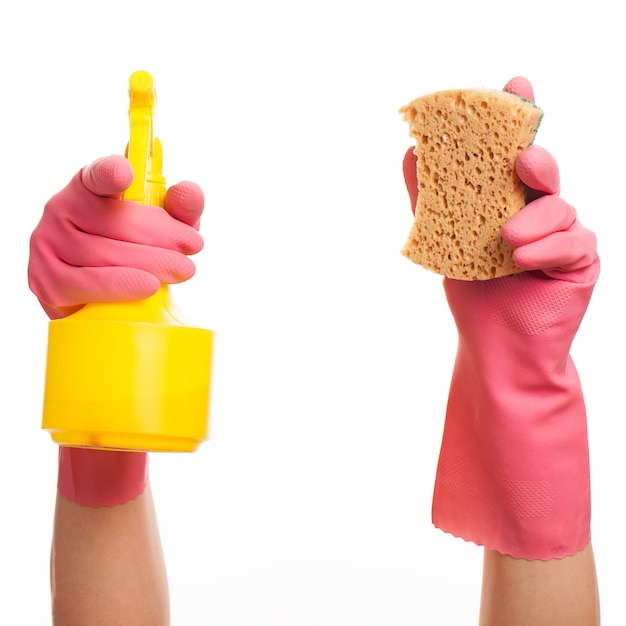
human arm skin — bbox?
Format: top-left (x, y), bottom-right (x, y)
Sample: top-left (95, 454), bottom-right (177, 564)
top-left (480, 543), bottom-right (600, 626)
top-left (51, 485), bottom-right (169, 626)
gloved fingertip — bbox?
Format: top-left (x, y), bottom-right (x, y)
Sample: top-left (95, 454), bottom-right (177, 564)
top-left (501, 217), bottom-right (527, 251)
top-left (165, 181), bottom-right (205, 229)
top-left (503, 76), bottom-right (535, 102)
top-left (403, 147), bottom-right (419, 216)
top-left (516, 145), bottom-right (560, 196)
top-left (119, 270), bottom-right (162, 299)
top-left (82, 155), bottom-right (134, 198)
top-left (172, 255), bottom-right (198, 283)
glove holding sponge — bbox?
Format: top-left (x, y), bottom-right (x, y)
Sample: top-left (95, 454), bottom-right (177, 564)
top-left (403, 77), bottom-right (600, 559)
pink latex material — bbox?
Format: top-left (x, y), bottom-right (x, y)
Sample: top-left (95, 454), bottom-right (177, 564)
top-left (403, 78), bottom-right (600, 559)
top-left (58, 447), bottom-right (148, 507)
top-left (28, 155), bottom-right (204, 319)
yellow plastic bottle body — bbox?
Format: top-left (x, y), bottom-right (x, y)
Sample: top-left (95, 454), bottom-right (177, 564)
top-left (42, 286), bottom-right (213, 452)
top-left (41, 71), bottom-right (213, 452)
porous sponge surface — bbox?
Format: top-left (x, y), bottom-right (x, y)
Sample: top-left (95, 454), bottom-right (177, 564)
top-left (400, 89), bottom-right (543, 280)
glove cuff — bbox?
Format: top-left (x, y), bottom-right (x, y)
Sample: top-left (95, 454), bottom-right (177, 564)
top-left (431, 347), bottom-right (591, 560)
top-left (57, 447), bottom-right (149, 507)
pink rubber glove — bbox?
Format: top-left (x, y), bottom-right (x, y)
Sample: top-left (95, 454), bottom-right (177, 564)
top-left (30, 155), bottom-right (205, 506)
top-left (29, 154), bottom-right (204, 319)
top-left (403, 77), bottom-right (600, 560)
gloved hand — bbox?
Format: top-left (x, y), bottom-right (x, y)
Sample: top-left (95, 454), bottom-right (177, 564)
top-left (29, 154), bottom-right (205, 319)
top-left (31, 154), bottom-right (205, 505)
top-left (403, 77), bottom-right (600, 560)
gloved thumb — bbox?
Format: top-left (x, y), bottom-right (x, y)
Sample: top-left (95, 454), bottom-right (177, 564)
top-left (81, 155), bottom-right (134, 198)
top-left (403, 147), bottom-right (419, 216)
top-left (503, 76), bottom-right (535, 102)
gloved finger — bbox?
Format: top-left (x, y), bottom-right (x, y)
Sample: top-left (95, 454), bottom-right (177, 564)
top-left (403, 146), bottom-right (419, 215)
top-left (503, 195), bottom-right (576, 248)
top-left (516, 145), bottom-right (560, 196)
top-left (29, 264), bottom-right (161, 313)
top-left (82, 156), bottom-right (204, 234)
top-left (55, 235), bottom-right (198, 284)
top-left (503, 76), bottom-right (535, 102)
top-left (165, 181), bottom-right (204, 229)
top-left (84, 200), bottom-right (204, 255)
top-left (512, 222), bottom-right (598, 275)
top-left (81, 155), bottom-right (134, 198)
top-left (50, 182), bottom-right (204, 255)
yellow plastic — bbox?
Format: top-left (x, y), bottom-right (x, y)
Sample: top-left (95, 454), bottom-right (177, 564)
top-left (42, 70), bottom-right (214, 452)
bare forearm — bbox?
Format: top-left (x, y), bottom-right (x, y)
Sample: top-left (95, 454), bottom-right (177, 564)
top-left (51, 484), bottom-right (169, 626)
top-left (479, 542), bottom-right (600, 626)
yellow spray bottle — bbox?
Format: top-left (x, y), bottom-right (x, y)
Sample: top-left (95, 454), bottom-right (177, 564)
top-left (41, 70), bottom-right (214, 452)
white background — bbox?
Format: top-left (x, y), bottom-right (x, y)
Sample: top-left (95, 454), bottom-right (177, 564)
top-left (1, 0), bottom-right (624, 623)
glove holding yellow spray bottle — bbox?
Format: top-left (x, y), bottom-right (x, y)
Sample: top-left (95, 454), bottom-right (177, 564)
top-left (40, 71), bottom-right (214, 454)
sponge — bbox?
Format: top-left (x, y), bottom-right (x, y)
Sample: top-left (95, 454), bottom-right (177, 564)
top-left (400, 88), bottom-right (543, 280)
